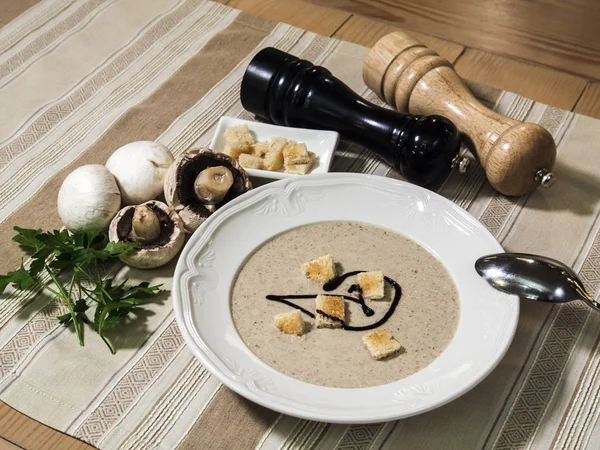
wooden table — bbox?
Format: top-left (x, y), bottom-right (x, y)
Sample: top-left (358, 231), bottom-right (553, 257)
top-left (0, 0), bottom-right (598, 448)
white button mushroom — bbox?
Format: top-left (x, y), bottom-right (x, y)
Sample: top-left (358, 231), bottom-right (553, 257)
top-left (108, 201), bottom-right (185, 269)
top-left (57, 164), bottom-right (122, 233)
top-left (164, 148), bottom-right (252, 233)
top-left (106, 141), bottom-right (174, 205)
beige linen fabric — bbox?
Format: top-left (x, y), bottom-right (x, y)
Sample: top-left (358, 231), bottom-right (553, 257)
top-left (0, 1), bottom-right (599, 449)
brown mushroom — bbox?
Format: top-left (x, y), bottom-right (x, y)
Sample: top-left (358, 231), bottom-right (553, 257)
top-left (108, 200), bottom-right (185, 269)
top-left (164, 148), bottom-right (252, 233)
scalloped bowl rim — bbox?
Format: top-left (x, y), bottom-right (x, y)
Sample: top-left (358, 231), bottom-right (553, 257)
top-left (173, 173), bottom-right (519, 423)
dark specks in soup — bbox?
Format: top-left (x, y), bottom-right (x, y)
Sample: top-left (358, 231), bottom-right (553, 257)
top-left (230, 221), bottom-right (459, 388)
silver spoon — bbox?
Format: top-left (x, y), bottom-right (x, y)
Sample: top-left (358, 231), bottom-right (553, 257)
top-left (475, 253), bottom-right (598, 312)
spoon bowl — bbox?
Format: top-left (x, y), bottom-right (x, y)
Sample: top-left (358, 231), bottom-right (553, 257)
top-left (475, 253), bottom-right (598, 311)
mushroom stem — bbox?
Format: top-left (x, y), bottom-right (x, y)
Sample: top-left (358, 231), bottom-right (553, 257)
top-left (131, 205), bottom-right (161, 244)
top-left (194, 166), bottom-right (234, 204)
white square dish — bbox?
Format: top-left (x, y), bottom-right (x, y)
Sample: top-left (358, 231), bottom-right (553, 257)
top-left (209, 116), bottom-right (339, 180)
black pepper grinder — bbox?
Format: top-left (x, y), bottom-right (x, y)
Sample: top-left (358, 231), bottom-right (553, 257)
top-left (240, 47), bottom-right (469, 186)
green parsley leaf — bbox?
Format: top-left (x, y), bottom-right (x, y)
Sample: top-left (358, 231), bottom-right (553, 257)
top-left (49, 252), bottom-right (76, 271)
top-left (73, 298), bottom-right (89, 314)
top-left (5, 226), bottom-right (161, 354)
top-left (29, 248), bottom-right (53, 277)
top-left (36, 229), bottom-right (72, 252)
top-left (102, 240), bottom-right (139, 258)
top-left (0, 263), bottom-right (36, 293)
top-left (57, 300), bottom-right (89, 327)
top-left (93, 281), bottom-right (161, 352)
top-left (121, 282), bottom-right (162, 299)
top-left (12, 227), bottom-right (44, 252)
top-left (57, 313), bottom-right (73, 325)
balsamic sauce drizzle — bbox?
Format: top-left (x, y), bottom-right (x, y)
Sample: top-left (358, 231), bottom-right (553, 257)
top-left (265, 295), bottom-right (316, 318)
top-left (266, 270), bottom-right (402, 332)
top-left (265, 294), bottom-right (373, 318)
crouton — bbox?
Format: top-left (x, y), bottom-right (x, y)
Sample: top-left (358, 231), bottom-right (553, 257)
top-left (274, 310), bottom-right (305, 336)
top-left (315, 295), bottom-right (345, 329)
top-left (362, 329), bottom-right (403, 360)
top-left (224, 124), bottom-right (255, 158)
top-left (239, 153), bottom-right (264, 170)
top-left (285, 152), bottom-right (315, 175)
top-left (357, 271), bottom-right (385, 300)
top-left (301, 255), bottom-right (336, 284)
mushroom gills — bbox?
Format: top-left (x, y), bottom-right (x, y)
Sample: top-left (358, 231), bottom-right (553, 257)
top-left (194, 166), bottom-right (234, 204)
top-left (116, 204), bottom-right (174, 249)
top-left (164, 147), bottom-right (253, 233)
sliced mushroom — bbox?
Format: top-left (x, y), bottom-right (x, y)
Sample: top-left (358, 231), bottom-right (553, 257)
top-left (108, 200), bottom-right (185, 269)
top-left (164, 148), bottom-right (252, 233)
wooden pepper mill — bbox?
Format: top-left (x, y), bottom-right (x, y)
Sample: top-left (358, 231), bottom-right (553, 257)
top-left (363, 32), bottom-right (557, 196)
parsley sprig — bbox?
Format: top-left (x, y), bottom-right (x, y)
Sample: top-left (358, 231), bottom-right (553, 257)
top-left (0, 227), bottom-right (161, 353)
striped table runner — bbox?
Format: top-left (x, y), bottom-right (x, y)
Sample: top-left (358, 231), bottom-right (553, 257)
top-left (1, 1), bottom-right (600, 449)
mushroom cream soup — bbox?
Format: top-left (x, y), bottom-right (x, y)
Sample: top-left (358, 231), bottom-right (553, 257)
top-left (231, 222), bottom-right (460, 388)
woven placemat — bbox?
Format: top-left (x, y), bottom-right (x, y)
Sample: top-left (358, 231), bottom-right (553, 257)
top-left (1, 1), bottom-right (599, 449)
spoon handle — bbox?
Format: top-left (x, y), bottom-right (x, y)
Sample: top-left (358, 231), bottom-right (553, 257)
top-left (577, 282), bottom-right (600, 311)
